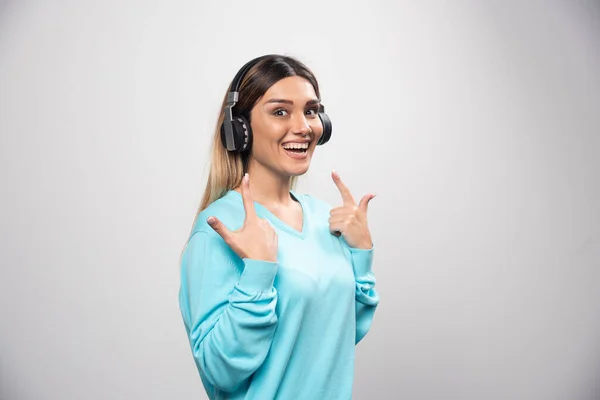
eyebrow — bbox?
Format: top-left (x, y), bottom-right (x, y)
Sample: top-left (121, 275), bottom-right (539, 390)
top-left (264, 98), bottom-right (321, 106)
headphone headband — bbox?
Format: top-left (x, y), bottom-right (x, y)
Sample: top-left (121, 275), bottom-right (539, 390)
top-left (228, 55), bottom-right (271, 104)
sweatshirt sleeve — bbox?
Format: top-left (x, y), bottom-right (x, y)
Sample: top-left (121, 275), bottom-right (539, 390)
top-left (179, 231), bottom-right (279, 393)
top-left (346, 244), bottom-right (380, 344)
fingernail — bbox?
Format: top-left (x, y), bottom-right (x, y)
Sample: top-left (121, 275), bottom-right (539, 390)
top-left (207, 216), bottom-right (215, 225)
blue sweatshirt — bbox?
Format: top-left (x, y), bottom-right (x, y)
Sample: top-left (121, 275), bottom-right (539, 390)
top-left (178, 190), bottom-right (379, 400)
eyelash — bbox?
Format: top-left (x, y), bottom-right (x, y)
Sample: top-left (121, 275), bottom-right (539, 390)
top-left (273, 108), bottom-right (319, 117)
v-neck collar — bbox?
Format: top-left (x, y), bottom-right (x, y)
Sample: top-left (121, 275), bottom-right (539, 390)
top-left (227, 190), bottom-right (307, 239)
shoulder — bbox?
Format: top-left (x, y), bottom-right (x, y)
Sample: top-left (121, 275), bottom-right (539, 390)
top-left (182, 191), bottom-right (244, 269)
top-left (190, 191), bottom-right (245, 238)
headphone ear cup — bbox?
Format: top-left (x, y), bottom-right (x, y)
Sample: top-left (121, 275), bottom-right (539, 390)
top-left (220, 116), bottom-right (252, 153)
top-left (234, 116), bottom-right (252, 153)
top-left (317, 112), bottom-right (332, 145)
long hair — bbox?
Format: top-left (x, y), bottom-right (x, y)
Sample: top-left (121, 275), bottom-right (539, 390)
top-left (190, 54), bottom-right (322, 229)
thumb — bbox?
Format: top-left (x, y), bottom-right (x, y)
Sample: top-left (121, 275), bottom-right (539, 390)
top-left (207, 216), bottom-right (232, 242)
top-left (358, 194), bottom-right (376, 213)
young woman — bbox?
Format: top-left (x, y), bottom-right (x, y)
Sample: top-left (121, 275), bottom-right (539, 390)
top-left (179, 54), bottom-right (380, 400)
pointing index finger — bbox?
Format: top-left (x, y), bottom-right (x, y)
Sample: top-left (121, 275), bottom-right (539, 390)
top-left (332, 170), bottom-right (355, 206)
top-left (241, 173), bottom-right (258, 221)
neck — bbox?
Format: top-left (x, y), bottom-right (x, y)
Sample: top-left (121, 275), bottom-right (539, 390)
top-left (239, 160), bottom-right (295, 207)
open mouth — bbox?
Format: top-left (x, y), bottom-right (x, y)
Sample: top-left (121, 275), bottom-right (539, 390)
top-left (282, 142), bottom-right (309, 155)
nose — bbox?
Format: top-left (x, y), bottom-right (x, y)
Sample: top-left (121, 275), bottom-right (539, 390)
top-left (290, 113), bottom-right (312, 136)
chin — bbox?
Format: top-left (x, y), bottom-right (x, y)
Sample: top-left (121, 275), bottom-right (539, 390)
top-left (277, 149), bottom-right (314, 177)
top-left (287, 167), bottom-right (309, 177)
top-left (285, 162), bottom-right (311, 177)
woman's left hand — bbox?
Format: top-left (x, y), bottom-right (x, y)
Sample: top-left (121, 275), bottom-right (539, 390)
top-left (329, 171), bottom-right (375, 250)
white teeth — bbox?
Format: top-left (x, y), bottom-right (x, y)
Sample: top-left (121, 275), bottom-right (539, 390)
top-left (283, 143), bottom-right (309, 150)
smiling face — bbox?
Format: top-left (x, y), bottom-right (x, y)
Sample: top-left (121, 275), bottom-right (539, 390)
top-left (247, 76), bottom-right (323, 178)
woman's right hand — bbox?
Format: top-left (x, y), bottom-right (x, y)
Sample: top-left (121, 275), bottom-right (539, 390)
top-left (207, 173), bottom-right (278, 263)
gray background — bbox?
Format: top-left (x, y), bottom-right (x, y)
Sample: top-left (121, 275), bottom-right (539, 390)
top-left (1, 1), bottom-right (599, 399)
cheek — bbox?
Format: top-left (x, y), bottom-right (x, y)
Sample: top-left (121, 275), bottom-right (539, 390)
top-left (310, 120), bottom-right (324, 140)
top-left (249, 125), bottom-right (283, 159)
top-left (251, 119), bottom-right (286, 143)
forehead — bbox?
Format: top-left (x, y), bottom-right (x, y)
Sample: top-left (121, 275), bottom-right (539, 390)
top-left (260, 76), bottom-right (317, 102)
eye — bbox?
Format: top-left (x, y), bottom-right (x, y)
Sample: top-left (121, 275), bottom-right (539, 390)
top-left (273, 108), bottom-right (288, 117)
top-left (306, 107), bottom-right (319, 116)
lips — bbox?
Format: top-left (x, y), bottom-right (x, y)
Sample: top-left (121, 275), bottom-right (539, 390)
top-left (282, 143), bottom-right (310, 160)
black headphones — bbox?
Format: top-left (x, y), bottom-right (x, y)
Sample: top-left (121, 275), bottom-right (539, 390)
top-left (220, 55), bottom-right (332, 153)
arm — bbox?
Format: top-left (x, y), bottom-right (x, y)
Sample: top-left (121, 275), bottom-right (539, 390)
top-left (326, 171), bottom-right (380, 343)
top-left (179, 231), bottom-right (278, 392)
top-left (347, 244), bottom-right (379, 344)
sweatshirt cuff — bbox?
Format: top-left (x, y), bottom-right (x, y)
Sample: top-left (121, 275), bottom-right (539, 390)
top-left (349, 246), bottom-right (374, 277)
top-left (237, 259), bottom-right (278, 292)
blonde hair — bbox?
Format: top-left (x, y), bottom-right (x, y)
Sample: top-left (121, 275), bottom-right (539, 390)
top-left (187, 54), bottom-right (320, 236)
